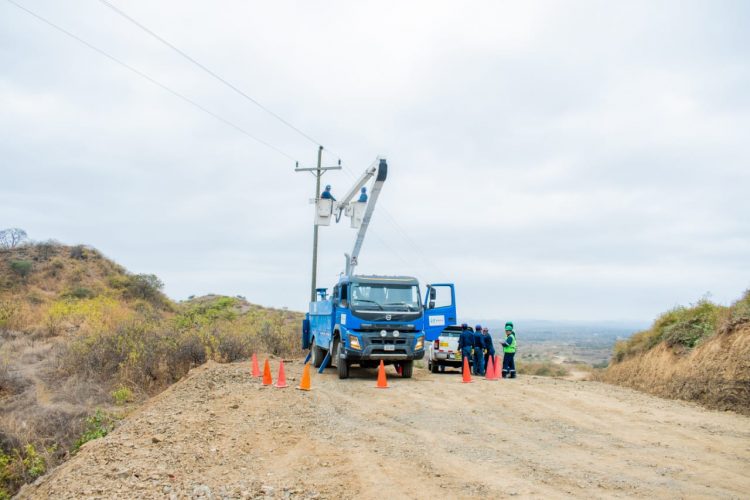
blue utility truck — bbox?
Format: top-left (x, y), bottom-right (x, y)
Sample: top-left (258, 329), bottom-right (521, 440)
top-left (298, 157), bottom-right (457, 378)
top-left (302, 278), bottom-right (456, 378)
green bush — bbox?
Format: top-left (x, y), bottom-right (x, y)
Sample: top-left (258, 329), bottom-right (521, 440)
top-left (110, 273), bottom-right (168, 308)
top-left (0, 444), bottom-right (47, 497)
top-left (111, 386), bottom-right (133, 405)
top-left (174, 296), bottom-right (238, 329)
top-left (662, 300), bottom-right (720, 348)
top-left (9, 260), bottom-right (32, 279)
top-left (611, 298), bottom-right (725, 362)
top-left (74, 410), bottom-right (116, 452)
top-left (729, 289), bottom-right (750, 324)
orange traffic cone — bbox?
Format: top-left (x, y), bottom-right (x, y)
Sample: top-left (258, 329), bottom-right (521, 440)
top-left (376, 360), bottom-right (389, 389)
top-left (262, 359), bottom-right (273, 386)
top-left (275, 360), bottom-right (288, 388)
top-left (485, 356), bottom-right (495, 380)
top-left (297, 362), bottom-right (311, 391)
top-left (251, 353), bottom-right (261, 378)
top-left (461, 357), bottom-right (473, 383)
top-left (495, 355), bottom-right (501, 379)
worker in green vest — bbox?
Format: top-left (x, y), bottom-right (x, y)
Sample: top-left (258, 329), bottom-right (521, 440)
top-left (501, 321), bottom-right (517, 378)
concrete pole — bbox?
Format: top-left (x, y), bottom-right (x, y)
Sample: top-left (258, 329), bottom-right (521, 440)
top-left (310, 145), bottom-right (323, 302)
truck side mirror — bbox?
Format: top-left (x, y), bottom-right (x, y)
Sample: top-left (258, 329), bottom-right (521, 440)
top-left (429, 300), bottom-right (435, 309)
top-left (429, 288), bottom-right (436, 300)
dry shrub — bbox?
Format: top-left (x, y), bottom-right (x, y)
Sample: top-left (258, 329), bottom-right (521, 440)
top-left (613, 299), bottom-right (725, 363)
top-left (602, 327), bottom-right (750, 414)
top-left (517, 361), bottom-right (570, 377)
top-left (0, 244), bottom-right (305, 497)
top-left (0, 298), bottom-right (30, 333)
top-left (0, 365), bottom-right (30, 399)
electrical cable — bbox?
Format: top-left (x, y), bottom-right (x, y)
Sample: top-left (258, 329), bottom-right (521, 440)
top-left (4, 0), bottom-right (297, 161)
top-left (8, 0), bottom-right (446, 283)
top-left (97, 0), bottom-right (343, 162)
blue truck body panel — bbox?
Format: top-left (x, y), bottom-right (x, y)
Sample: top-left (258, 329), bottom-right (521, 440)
top-left (304, 276), bottom-right (457, 369)
top-left (423, 283), bottom-right (458, 342)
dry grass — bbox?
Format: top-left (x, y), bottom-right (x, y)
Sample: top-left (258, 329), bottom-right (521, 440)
top-left (0, 243), bottom-right (304, 497)
top-left (602, 290), bottom-right (750, 414)
top-left (517, 361), bottom-right (570, 377)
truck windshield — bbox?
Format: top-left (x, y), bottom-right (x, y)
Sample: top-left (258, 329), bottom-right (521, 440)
top-left (351, 284), bottom-right (421, 312)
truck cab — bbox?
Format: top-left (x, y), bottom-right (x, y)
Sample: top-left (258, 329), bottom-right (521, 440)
top-left (302, 277), bottom-right (457, 379)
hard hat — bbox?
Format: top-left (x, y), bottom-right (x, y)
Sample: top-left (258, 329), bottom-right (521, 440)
top-left (505, 321), bottom-right (514, 328)
top-left (461, 323), bottom-right (468, 328)
top-left (505, 325), bottom-right (513, 331)
top-left (475, 324), bottom-right (482, 330)
top-left (361, 187), bottom-right (367, 192)
top-left (325, 185), bottom-right (331, 190)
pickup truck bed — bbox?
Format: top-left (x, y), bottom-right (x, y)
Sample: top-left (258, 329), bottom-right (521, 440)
top-left (426, 325), bottom-right (472, 373)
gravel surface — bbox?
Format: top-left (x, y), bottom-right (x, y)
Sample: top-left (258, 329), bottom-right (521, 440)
top-left (17, 359), bottom-right (750, 499)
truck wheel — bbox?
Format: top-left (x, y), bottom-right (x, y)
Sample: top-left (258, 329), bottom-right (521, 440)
top-left (430, 361), bottom-right (439, 374)
top-left (401, 360), bottom-right (413, 378)
top-left (336, 341), bottom-right (349, 379)
top-left (311, 339), bottom-right (324, 368)
top-left (330, 337), bottom-right (339, 368)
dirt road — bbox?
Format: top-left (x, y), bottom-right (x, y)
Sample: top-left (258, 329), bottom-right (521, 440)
top-left (18, 359), bottom-right (750, 499)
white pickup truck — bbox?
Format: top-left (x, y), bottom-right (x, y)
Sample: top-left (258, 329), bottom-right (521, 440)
top-left (426, 325), bottom-right (472, 373)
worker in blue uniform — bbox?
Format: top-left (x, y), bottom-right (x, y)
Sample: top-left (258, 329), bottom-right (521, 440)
top-left (472, 324), bottom-right (485, 376)
top-left (457, 323), bottom-right (474, 375)
top-left (321, 185), bottom-right (336, 201)
top-left (482, 327), bottom-right (495, 370)
top-left (501, 322), bottom-right (517, 378)
top-left (358, 187), bottom-right (368, 202)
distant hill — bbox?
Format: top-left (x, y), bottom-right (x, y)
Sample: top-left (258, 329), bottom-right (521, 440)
top-left (469, 319), bottom-right (645, 342)
top-left (600, 290), bottom-right (750, 414)
top-left (0, 242), bottom-right (303, 498)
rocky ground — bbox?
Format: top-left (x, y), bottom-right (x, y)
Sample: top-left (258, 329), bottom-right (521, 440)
top-left (17, 359), bottom-right (750, 499)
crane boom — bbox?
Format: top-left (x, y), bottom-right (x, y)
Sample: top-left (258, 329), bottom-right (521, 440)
top-left (344, 158), bottom-right (387, 275)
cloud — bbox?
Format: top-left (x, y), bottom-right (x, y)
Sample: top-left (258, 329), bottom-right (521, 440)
top-left (1, 0), bottom-right (748, 322)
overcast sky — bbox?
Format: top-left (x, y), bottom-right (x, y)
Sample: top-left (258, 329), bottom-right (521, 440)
top-left (2, 0), bottom-right (748, 322)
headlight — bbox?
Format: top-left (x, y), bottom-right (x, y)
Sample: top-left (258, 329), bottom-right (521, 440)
top-left (349, 335), bottom-right (361, 350)
top-left (393, 330), bottom-right (400, 337)
top-left (380, 330), bottom-right (387, 337)
top-left (415, 336), bottom-right (424, 350)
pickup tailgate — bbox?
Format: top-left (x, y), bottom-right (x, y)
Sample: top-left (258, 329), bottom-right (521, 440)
top-left (435, 331), bottom-right (461, 359)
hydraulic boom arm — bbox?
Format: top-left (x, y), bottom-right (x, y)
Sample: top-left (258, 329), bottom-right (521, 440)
top-left (343, 158), bottom-right (388, 275)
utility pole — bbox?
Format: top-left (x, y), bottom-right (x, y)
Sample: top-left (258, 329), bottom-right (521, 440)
top-left (295, 146), bottom-right (341, 302)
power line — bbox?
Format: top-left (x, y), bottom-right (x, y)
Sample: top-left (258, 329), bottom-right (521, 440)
top-left (7, 0), bottom-right (446, 282)
top-left (97, 0), bottom-right (342, 161)
top-left (4, 0), bottom-right (297, 161)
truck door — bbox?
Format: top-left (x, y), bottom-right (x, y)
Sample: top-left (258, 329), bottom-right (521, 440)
top-left (423, 284), bottom-right (457, 341)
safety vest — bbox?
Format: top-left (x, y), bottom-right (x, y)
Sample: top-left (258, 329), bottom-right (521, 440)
top-left (503, 333), bottom-right (516, 353)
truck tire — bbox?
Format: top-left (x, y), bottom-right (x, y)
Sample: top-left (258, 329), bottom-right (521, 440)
top-left (430, 360), bottom-right (439, 374)
top-left (330, 336), bottom-right (340, 368)
top-left (336, 341), bottom-right (349, 379)
top-left (311, 339), bottom-right (324, 368)
top-left (401, 360), bottom-right (413, 378)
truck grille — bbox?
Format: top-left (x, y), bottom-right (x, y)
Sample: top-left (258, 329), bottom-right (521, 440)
top-left (370, 339), bottom-right (407, 345)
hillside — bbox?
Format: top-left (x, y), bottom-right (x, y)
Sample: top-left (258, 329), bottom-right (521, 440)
top-left (16, 360), bottom-right (750, 499)
top-left (600, 291), bottom-right (750, 414)
top-left (0, 242), bottom-right (302, 498)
